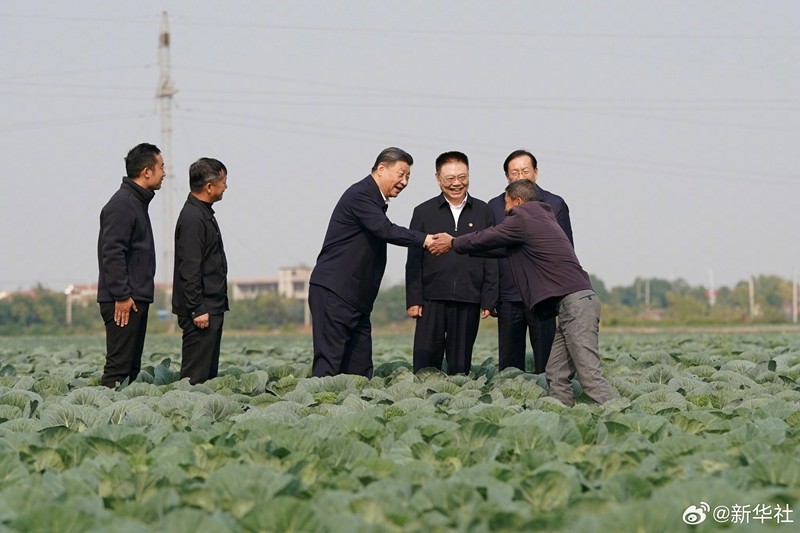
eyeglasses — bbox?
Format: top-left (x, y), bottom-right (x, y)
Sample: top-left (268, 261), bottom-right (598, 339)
top-left (507, 167), bottom-right (534, 179)
top-left (439, 173), bottom-right (469, 185)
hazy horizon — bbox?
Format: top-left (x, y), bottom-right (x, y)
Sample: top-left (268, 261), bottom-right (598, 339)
top-left (2, 1), bottom-right (797, 296)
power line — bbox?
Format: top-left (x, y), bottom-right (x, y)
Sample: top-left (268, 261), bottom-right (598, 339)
top-left (3, 12), bottom-right (796, 40)
top-left (0, 112), bottom-right (151, 132)
top-left (174, 107), bottom-right (798, 185)
top-left (0, 64), bottom-right (153, 82)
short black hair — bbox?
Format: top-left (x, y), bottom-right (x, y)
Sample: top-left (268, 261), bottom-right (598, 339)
top-left (189, 157), bottom-right (226, 191)
top-left (505, 179), bottom-right (540, 202)
top-left (125, 143), bottom-right (161, 179)
top-left (503, 149), bottom-right (537, 174)
top-left (435, 151), bottom-right (469, 173)
top-left (372, 147), bottom-right (413, 172)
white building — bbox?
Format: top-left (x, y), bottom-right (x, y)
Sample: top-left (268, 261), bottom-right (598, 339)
top-left (231, 265), bottom-right (311, 301)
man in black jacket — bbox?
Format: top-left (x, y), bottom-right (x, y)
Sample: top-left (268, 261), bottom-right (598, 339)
top-left (309, 147), bottom-right (436, 378)
top-left (487, 149), bottom-right (574, 374)
top-left (406, 151), bottom-right (497, 374)
top-left (97, 143), bottom-right (164, 388)
top-left (172, 158), bottom-right (229, 384)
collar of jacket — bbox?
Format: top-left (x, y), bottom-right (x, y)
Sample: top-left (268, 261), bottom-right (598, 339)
top-left (121, 177), bottom-right (156, 205)
top-left (364, 174), bottom-right (383, 198)
top-left (186, 193), bottom-right (215, 218)
top-left (363, 175), bottom-right (390, 208)
top-left (437, 192), bottom-right (472, 209)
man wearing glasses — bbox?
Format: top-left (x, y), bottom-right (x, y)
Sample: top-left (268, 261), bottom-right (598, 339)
top-left (405, 151), bottom-right (497, 374)
top-left (487, 150), bottom-right (574, 374)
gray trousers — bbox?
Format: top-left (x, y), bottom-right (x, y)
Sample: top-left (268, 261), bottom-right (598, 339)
top-left (545, 289), bottom-right (615, 406)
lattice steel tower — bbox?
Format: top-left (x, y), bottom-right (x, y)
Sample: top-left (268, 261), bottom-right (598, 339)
top-left (156, 11), bottom-right (178, 312)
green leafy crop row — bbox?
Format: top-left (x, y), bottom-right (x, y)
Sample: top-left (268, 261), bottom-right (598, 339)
top-left (0, 333), bottom-right (798, 532)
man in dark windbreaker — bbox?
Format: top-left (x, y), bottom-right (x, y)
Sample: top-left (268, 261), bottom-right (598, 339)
top-left (97, 143), bottom-right (164, 388)
top-left (405, 151), bottom-right (497, 375)
top-left (172, 158), bottom-right (229, 385)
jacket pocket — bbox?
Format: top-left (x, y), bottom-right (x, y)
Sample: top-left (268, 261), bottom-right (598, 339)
top-left (129, 251), bottom-right (155, 289)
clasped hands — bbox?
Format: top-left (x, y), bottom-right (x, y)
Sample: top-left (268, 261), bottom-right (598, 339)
top-left (423, 233), bottom-right (454, 256)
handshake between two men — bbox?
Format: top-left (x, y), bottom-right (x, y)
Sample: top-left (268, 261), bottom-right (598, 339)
top-left (424, 233), bottom-right (455, 256)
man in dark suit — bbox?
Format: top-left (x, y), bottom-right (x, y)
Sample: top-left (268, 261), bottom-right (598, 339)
top-left (406, 151), bottom-right (497, 374)
top-left (309, 147), bottom-right (436, 378)
top-left (172, 158), bottom-right (229, 385)
top-left (429, 179), bottom-right (615, 407)
top-left (487, 149), bottom-right (573, 374)
top-left (97, 143), bottom-right (164, 388)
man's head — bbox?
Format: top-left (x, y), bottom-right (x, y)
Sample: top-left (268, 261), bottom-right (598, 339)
top-left (503, 178), bottom-right (540, 214)
top-left (503, 149), bottom-right (538, 184)
top-left (125, 143), bottom-right (164, 191)
top-left (435, 151), bottom-right (469, 205)
top-left (189, 158), bottom-right (228, 203)
top-left (371, 147), bottom-right (414, 198)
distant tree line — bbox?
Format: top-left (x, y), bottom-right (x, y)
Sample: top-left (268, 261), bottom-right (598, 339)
top-left (0, 274), bottom-right (797, 335)
top-left (589, 274), bottom-right (796, 326)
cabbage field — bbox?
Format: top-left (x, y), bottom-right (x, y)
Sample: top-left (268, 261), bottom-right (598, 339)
top-left (1, 331), bottom-right (799, 532)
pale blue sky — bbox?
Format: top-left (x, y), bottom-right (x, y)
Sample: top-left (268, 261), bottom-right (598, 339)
top-left (1, 1), bottom-right (798, 296)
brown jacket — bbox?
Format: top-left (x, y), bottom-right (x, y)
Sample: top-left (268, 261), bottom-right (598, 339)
top-left (453, 201), bottom-right (591, 315)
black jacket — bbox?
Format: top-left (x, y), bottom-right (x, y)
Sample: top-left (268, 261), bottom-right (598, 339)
top-left (97, 178), bottom-right (156, 303)
top-left (172, 194), bottom-right (229, 317)
top-left (406, 194), bottom-right (498, 309)
top-left (488, 184), bottom-right (573, 303)
top-left (310, 176), bottom-right (427, 313)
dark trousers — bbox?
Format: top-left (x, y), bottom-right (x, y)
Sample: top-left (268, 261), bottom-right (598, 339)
top-left (497, 300), bottom-right (556, 374)
top-left (99, 301), bottom-right (149, 388)
top-left (309, 284), bottom-right (373, 378)
top-left (178, 313), bottom-right (224, 385)
top-left (413, 300), bottom-right (481, 375)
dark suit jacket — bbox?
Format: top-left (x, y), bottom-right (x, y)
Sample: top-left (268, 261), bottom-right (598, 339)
top-left (453, 201), bottom-right (591, 315)
top-left (172, 194), bottom-right (229, 318)
top-left (310, 175), bottom-right (427, 313)
top-left (488, 184), bottom-right (573, 303)
top-left (406, 194), bottom-right (497, 309)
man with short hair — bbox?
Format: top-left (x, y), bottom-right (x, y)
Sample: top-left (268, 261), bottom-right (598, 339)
top-left (172, 158), bottom-right (229, 384)
top-left (97, 143), bottom-right (164, 388)
top-left (405, 151), bottom-right (497, 374)
top-left (488, 150), bottom-right (573, 374)
top-left (309, 147), bottom-right (437, 378)
top-left (429, 179), bottom-right (614, 407)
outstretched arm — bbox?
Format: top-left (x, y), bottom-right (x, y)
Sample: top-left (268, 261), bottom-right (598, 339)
top-left (455, 211), bottom-right (525, 253)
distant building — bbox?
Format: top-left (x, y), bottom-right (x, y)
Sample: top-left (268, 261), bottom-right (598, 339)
top-left (64, 284), bottom-right (97, 306)
top-left (64, 283), bottom-right (172, 306)
top-left (231, 278), bottom-right (278, 300)
top-left (0, 289), bottom-right (37, 301)
top-left (230, 265), bottom-right (312, 326)
top-left (231, 265), bottom-right (311, 301)
top-left (63, 265), bottom-right (313, 325)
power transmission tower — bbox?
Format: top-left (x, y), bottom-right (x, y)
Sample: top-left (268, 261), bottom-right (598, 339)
top-left (793, 268), bottom-right (798, 324)
top-left (156, 11), bottom-right (178, 316)
top-left (707, 268), bottom-right (716, 307)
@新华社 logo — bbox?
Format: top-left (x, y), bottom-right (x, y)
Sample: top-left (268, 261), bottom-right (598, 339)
top-left (682, 502), bottom-right (710, 525)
